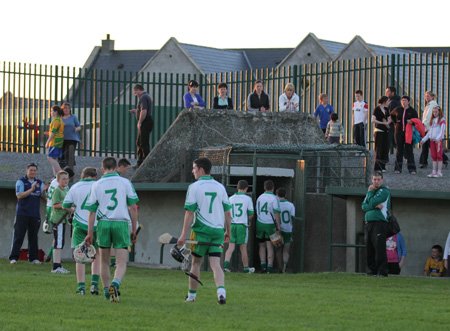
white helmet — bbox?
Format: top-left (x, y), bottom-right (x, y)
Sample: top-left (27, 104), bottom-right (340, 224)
top-left (73, 242), bottom-right (96, 264)
top-left (42, 220), bottom-right (52, 234)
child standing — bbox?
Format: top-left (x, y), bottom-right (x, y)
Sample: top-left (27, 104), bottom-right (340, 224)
top-left (45, 105), bottom-right (65, 176)
top-left (424, 245), bottom-right (444, 277)
top-left (50, 170), bottom-right (70, 274)
top-left (420, 106), bottom-right (446, 178)
top-left (325, 113), bottom-right (345, 144)
top-left (314, 93), bottom-right (335, 133)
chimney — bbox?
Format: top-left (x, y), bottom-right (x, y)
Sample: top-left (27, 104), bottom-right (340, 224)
top-left (101, 34), bottom-right (114, 54)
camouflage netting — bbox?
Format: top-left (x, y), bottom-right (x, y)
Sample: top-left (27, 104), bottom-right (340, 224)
top-left (132, 109), bottom-right (327, 182)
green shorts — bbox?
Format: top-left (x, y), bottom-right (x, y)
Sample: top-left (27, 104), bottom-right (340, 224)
top-left (256, 221), bottom-right (276, 240)
top-left (97, 220), bottom-right (130, 249)
top-left (281, 231), bottom-right (292, 244)
top-left (72, 226), bottom-right (98, 249)
top-left (230, 224), bottom-right (248, 245)
top-left (190, 230), bottom-right (223, 257)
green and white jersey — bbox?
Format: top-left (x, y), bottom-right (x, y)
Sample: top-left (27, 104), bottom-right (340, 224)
top-left (184, 176), bottom-right (232, 236)
top-left (279, 199), bottom-right (295, 233)
top-left (85, 173), bottom-right (139, 222)
top-left (62, 179), bottom-right (96, 231)
top-left (46, 178), bottom-right (58, 208)
top-left (256, 192), bottom-right (281, 225)
top-left (229, 193), bottom-right (254, 225)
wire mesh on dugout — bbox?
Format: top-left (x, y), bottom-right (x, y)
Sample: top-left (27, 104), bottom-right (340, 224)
top-left (194, 144), bottom-right (370, 193)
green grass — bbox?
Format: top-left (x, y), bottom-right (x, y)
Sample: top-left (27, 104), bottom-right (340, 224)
top-left (1, 259), bottom-right (449, 330)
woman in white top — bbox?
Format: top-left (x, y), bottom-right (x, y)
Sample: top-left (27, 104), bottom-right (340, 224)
top-left (278, 83), bottom-right (299, 112)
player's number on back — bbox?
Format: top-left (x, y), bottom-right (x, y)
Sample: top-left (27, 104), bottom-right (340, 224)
top-left (232, 203), bottom-right (243, 218)
top-left (105, 189), bottom-right (118, 211)
top-left (258, 201), bottom-right (268, 215)
top-left (205, 192), bottom-right (217, 213)
top-left (281, 210), bottom-right (290, 224)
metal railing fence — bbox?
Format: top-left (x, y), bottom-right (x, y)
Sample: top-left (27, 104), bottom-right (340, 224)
top-left (1, 53), bottom-right (449, 156)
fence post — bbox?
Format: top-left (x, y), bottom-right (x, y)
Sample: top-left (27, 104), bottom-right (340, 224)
top-left (390, 54), bottom-right (395, 87)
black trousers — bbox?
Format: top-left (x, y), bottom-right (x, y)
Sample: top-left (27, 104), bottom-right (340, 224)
top-left (365, 221), bottom-right (389, 276)
top-left (388, 262), bottom-right (401, 275)
top-left (136, 117), bottom-right (154, 166)
top-left (374, 131), bottom-right (389, 171)
top-left (388, 123), bottom-right (396, 153)
top-left (395, 132), bottom-right (416, 172)
top-left (9, 215), bottom-right (41, 261)
top-left (353, 123), bottom-right (365, 147)
top-left (59, 140), bottom-right (78, 168)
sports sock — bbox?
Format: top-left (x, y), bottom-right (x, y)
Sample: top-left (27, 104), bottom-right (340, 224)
top-left (53, 263), bottom-right (61, 270)
top-left (103, 287), bottom-right (110, 299)
top-left (110, 256), bottom-right (116, 265)
top-left (224, 260), bottom-right (230, 269)
top-left (49, 247), bottom-right (54, 261)
top-left (112, 278), bottom-right (121, 290)
top-left (78, 282), bottom-right (86, 292)
top-left (217, 286), bottom-right (226, 298)
top-left (91, 274), bottom-right (100, 287)
top-left (267, 264), bottom-right (273, 273)
top-left (244, 266), bottom-right (250, 273)
top-left (260, 261), bottom-right (267, 270)
top-left (187, 289), bottom-right (197, 300)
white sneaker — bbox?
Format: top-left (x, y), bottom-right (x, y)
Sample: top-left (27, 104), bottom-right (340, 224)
top-left (30, 259), bottom-right (42, 264)
top-left (224, 268), bottom-right (231, 273)
top-left (185, 296), bottom-right (195, 302)
top-left (10, 259), bottom-right (17, 264)
top-left (248, 267), bottom-right (255, 273)
top-left (51, 267), bottom-right (70, 274)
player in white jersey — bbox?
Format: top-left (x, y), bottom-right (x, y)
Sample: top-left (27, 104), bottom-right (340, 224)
top-left (256, 180), bottom-right (281, 273)
top-left (44, 167), bottom-right (74, 262)
top-left (177, 157), bottom-right (232, 305)
top-left (62, 167), bottom-right (100, 295)
top-left (84, 157), bottom-right (139, 303)
top-left (276, 188), bottom-right (295, 273)
top-left (224, 180), bottom-right (254, 273)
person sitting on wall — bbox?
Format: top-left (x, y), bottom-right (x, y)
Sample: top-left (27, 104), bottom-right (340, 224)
top-left (184, 80), bottom-right (206, 110)
top-left (213, 82), bottom-right (233, 110)
top-left (247, 80), bottom-right (270, 112)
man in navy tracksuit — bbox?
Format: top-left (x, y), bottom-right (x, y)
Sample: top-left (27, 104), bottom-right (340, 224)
top-left (362, 171), bottom-right (391, 277)
top-left (9, 163), bottom-right (47, 264)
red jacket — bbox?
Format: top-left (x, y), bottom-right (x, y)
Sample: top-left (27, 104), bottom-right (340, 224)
top-left (405, 118), bottom-right (425, 144)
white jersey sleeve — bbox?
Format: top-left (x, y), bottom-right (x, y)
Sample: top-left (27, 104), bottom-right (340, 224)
top-left (62, 179), bottom-right (96, 229)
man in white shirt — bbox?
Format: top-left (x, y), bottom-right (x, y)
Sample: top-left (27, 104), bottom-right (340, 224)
top-left (352, 90), bottom-right (369, 147)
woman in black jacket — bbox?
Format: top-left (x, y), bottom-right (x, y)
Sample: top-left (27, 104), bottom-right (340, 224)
top-left (213, 82), bottom-right (233, 109)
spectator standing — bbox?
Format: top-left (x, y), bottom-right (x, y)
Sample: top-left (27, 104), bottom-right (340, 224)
top-left (223, 180), bottom-right (255, 273)
top-left (278, 83), bottom-right (299, 112)
top-left (177, 157), bottom-right (231, 304)
top-left (255, 180), bottom-right (281, 273)
top-left (9, 163), bottom-right (48, 264)
top-left (386, 233), bottom-right (406, 275)
top-left (386, 86), bottom-right (401, 153)
top-left (372, 96), bottom-right (391, 172)
top-left (390, 96), bottom-right (419, 174)
top-left (247, 80), bottom-right (270, 112)
top-left (424, 245), bottom-right (444, 277)
top-left (59, 103), bottom-right (81, 168)
top-left (129, 84), bottom-right (154, 169)
top-left (45, 105), bottom-right (65, 176)
top-left (352, 90), bottom-right (368, 147)
top-left (183, 80), bottom-right (206, 109)
top-left (420, 105), bottom-right (446, 177)
top-left (213, 82), bottom-right (233, 110)
top-left (362, 171), bottom-right (390, 277)
top-left (444, 231), bottom-right (450, 272)
top-left (314, 93), bottom-right (334, 133)
top-left (325, 113), bottom-right (345, 144)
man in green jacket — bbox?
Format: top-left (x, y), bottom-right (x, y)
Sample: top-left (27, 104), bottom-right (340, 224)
top-left (362, 172), bottom-right (390, 277)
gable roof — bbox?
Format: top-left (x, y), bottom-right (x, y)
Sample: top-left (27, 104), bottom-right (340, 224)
top-left (230, 48), bottom-right (293, 70)
top-left (319, 39), bottom-right (347, 57)
top-left (397, 47), bottom-right (450, 54)
top-left (90, 50), bottom-right (158, 73)
top-left (180, 43), bottom-right (251, 73)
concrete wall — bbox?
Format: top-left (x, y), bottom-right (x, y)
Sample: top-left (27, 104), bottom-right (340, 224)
top-left (344, 196), bottom-right (450, 276)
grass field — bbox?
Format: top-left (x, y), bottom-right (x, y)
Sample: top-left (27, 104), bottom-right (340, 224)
top-left (1, 259), bottom-right (449, 330)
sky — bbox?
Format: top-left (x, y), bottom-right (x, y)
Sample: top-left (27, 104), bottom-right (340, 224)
top-left (1, 0), bottom-right (448, 69)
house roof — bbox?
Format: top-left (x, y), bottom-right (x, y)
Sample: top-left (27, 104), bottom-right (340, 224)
top-left (229, 48), bottom-right (293, 70)
top-left (89, 50), bottom-right (158, 73)
top-left (180, 43), bottom-right (251, 74)
top-left (319, 39), bottom-right (346, 57)
top-left (397, 47), bottom-right (450, 54)
top-left (366, 44), bottom-right (416, 57)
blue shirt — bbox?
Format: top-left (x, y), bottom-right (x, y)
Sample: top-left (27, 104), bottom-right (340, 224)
top-left (184, 93), bottom-right (206, 109)
top-left (62, 115), bottom-right (81, 142)
top-left (16, 176), bottom-right (44, 218)
top-left (314, 104), bottom-right (335, 129)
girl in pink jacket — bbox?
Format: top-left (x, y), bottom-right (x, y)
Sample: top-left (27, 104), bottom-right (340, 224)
top-left (420, 106), bottom-right (446, 177)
